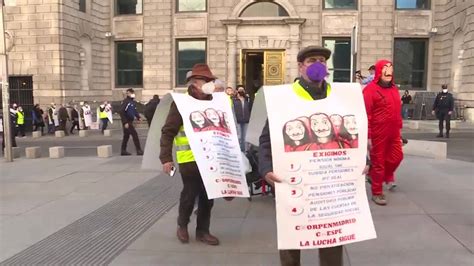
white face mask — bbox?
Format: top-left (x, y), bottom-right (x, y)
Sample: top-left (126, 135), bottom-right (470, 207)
top-left (202, 81), bottom-right (215, 95)
top-left (130, 93), bottom-right (136, 99)
top-left (442, 89), bottom-right (448, 93)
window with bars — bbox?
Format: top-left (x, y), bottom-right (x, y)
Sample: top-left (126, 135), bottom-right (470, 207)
top-left (396, 0), bottom-right (430, 9)
top-left (324, 0), bottom-right (357, 9)
top-left (323, 38), bottom-right (351, 83)
top-left (176, 0), bottom-right (206, 12)
top-left (79, 0), bottom-right (86, 12)
top-left (115, 41), bottom-right (143, 87)
top-left (394, 38), bottom-right (428, 90)
top-left (176, 39), bottom-right (207, 86)
top-left (116, 0), bottom-right (143, 15)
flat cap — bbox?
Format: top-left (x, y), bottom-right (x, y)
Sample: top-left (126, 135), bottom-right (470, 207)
top-left (297, 46), bottom-right (332, 62)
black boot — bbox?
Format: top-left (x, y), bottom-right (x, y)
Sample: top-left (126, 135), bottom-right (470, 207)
top-left (436, 132), bottom-right (443, 138)
top-left (121, 151), bottom-right (131, 156)
top-left (445, 131), bottom-right (450, 138)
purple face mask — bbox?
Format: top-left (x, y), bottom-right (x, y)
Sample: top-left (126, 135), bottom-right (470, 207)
top-left (306, 62), bottom-right (328, 83)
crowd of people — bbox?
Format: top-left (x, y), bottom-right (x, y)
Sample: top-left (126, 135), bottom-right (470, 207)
top-left (0, 42), bottom-right (461, 266)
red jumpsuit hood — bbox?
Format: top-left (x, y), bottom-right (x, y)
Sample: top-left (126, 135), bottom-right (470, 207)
top-left (373, 59), bottom-right (395, 85)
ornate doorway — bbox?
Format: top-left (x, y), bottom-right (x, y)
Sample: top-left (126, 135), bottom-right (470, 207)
top-left (240, 49), bottom-right (285, 96)
top-left (222, 0), bottom-right (304, 88)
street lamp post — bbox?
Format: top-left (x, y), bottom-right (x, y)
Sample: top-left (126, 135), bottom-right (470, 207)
top-left (1, 3), bottom-right (13, 162)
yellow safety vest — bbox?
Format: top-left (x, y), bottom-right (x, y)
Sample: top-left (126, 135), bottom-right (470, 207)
top-left (99, 108), bottom-right (108, 119)
top-left (292, 81), bottom-right (332, 100)
top-left (174, 126), bottom-right (195, 164)
top-left (17, 111), bottom-right (25, 125)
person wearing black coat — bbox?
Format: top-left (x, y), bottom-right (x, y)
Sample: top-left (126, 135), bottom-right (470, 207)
top-left (32, 104), bottom-right (45, 134)
top-left (70, 106), bottom-right (80, 134)
top-left (432, 84), bottom-right (455, 138)
top-left (144, 95), bottom-right (160, 127)
top-left (58, 104), bottom-right (70, 136)
top-left (119, 88), bottom-right (143, 156)
top-left (232, 85), bottom-right (252, 151)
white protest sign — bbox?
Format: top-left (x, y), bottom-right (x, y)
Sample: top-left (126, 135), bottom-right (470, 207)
top-left (172, 92), bottom-right (250, 199)
top-left (265, 83), bottom-right (376, 250)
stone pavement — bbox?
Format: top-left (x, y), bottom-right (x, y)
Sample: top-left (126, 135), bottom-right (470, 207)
top-left (402, 120), bottom-right (474, 162)
top-left (1, 155), bottom-right (473, 265)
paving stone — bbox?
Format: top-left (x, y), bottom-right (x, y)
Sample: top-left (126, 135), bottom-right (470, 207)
top-left (55, 131), bottom-right (65, 138)
top-left (79, 130), bottom-right (89, 137)
top-left (32, 131), bottom-right (42, 138)
top-left (25, 147), bottom-right (41, 159)
top-left (97, 145), bottom-right (112, 158)
top-left (49, 146), bottom-right (64, 159)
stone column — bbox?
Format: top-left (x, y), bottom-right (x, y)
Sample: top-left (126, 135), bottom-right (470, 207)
top-left (289, 40), bottom-right (299, 79)
top-left (222, 19), bottom-right (242, 88)
top-left (227, 39), bottom-right (237, 87)
top-left (285, 19), bottom-right (306, 81)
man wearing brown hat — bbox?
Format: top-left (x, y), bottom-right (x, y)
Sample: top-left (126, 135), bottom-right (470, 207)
top-left (258, 46), bottom-right (344, 266)
top-left (160, 63), bottom-right (220, 246)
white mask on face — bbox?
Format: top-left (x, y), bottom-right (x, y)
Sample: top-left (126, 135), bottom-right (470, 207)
top-left (202, 81), bottom-right (215, 95)
top-left (130, 93), bottom-right (136, 99)
top-left (442, 89), bottom-right (448, 93)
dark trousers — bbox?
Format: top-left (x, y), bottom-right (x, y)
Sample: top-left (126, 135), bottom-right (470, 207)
top-left (101, 118), bottom-right (109, 133)
top-left (280, 246), bottom-right (343, 266)
top-left (2, 123), bottom-right (17, 151)
top-left (146, 116), bottom-right (152, 127)
top-left (59, 120), bottom-right (69, 136)
top-left (437, 110), bottom-right (451, 134)
top-left (16, 124), bottom-right (25, 137)
top-left (70, 121), bottom-right (80, 134)
top-left (33, 124), bottom-right (44, 135)
top-left (177, 162), bottom-right (214, 233)
top-left (121, 123), bottom-right (142, 152)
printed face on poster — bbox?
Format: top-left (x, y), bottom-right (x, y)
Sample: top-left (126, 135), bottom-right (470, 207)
top-left (172, 92), bottom-right (249, 199)
top-left (264, 83), bottom-right (376, 250)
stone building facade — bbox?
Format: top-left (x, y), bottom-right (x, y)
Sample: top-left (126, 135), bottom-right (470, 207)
top-left (3, 0), bottom-right (474, 119)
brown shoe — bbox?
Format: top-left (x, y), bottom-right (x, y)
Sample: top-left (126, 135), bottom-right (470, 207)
top-left (196, 232), bottom-right (220, 246)
top-left (177, 227), bottom-right (189, 243)
top-left (372, 194), bottom-right (387, 206)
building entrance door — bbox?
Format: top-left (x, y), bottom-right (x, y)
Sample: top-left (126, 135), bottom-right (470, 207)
top-left (240, 50), bottom-right (285, 99)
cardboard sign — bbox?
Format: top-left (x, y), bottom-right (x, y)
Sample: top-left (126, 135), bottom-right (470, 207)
top-left (173, 92), bottom-right (250, 199)
top-left (264, 83), bottom-right (376, 250)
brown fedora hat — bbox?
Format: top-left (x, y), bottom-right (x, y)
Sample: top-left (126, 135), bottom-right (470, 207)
top-left (186, 63), bottom-right (217, 82)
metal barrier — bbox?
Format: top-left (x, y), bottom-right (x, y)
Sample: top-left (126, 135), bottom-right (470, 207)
top-left (409, 92), bottom-right (467, 121)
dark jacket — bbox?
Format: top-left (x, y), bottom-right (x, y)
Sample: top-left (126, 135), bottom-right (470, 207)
top-left (120, 97), bottom-right (140, 124)
top-left (32, 108), bottom-right (44, 124)
top-left (71, 109), bottom-right (79, 121)
top-left (159, 102), bottom-right (182, 164)
top-left (401, 94), bottom-right (412, 105)
top-left (58, 107), bottom-right (69, 121)
top-left (258, 80), bottom-right (329, 178)
top-left (232, 96), bottom-right (252, 124)
top-left (432, 92), bottom-right (454, 112)
top-left (160, 88), bottom-right (211, 164)
top-left (144, 98), bottom-right (160, 122)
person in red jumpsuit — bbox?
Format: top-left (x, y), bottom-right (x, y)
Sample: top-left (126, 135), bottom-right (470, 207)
top-left (363, 59), bottom-right (403, 206)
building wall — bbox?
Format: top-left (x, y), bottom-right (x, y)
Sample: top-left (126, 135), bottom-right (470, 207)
top-left (432, 0), bottom-right (474, 119)
top-left (4, 0), bottom-right (111, 105)
top-left (4, 0), bottom-right (62, 106)
top-left (59, 0), bottom-right (111, 102)
top-left (4, 0), bottom-right (473, 120)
